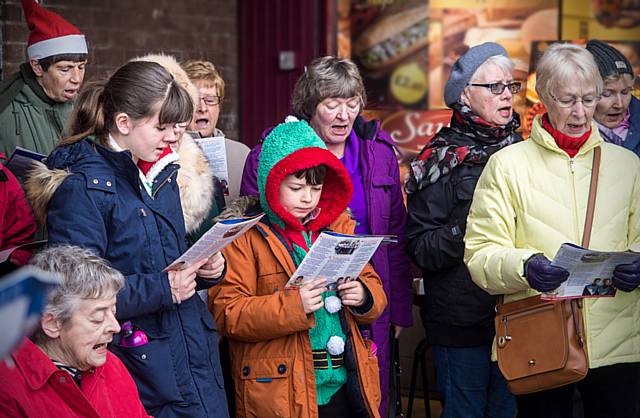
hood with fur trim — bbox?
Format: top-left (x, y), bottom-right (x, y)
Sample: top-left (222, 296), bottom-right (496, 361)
top-left (25, 139), bottom-right (108, 224)
top-left (258, 120), bottom-right (353, 232)
top-left (176, 133), bottom-right (215, 233)
top-left (130, 53), bottom-right (199, 106)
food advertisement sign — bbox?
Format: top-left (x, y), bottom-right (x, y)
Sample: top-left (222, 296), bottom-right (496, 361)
top-left (339, 0), bottom-right (561, 155)
top-left (562, 0), bottom-right (640, 40)
top-left (348, 0), bottom-right (430, 110)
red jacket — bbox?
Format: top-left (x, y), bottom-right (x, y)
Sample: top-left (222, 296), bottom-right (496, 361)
top-left (0, 339), bottom-right (150, 418)
top-left (0, 163), bottom-right (36, 267)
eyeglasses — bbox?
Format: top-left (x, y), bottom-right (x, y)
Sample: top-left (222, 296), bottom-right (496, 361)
top-left (466, 81), bottom-right (522, 95)
top-left (199, 95), bottom-right (222, 106)
top-left (549, 93), bottom-right (600, 108)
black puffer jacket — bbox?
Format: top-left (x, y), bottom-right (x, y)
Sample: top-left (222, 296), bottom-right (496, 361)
top-left (406, 132), bottom-right (497, 347)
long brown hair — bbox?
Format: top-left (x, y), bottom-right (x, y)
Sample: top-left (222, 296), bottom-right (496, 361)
top-left (59, 61), bottom-right (193, 147)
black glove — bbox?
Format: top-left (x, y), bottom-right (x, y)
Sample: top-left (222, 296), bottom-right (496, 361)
top-left (525, 254), bottom-right (570, 293)
top-left (612, 259), bottom-right (640, 292)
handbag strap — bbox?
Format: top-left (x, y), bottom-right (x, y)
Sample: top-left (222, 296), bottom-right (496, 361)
top-left (581, 146), bottom-right (601, 249)
top-left (497, 146), bottom-right (602, 309)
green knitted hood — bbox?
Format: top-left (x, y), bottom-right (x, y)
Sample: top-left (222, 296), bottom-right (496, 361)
top-left (257, 119), bottom-right (353, 231)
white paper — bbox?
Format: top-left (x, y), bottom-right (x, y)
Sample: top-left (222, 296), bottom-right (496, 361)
top-left (166, 214), bottom-right (264, 271)
top-left (5, 147), bottom-right (46, 180)
top-left (194, 136), bottom-right (229, 195)
top-left (0, 267), bottom-right (61, 359)
top-left (543, 243), bottom-right (640, 300)
top-left (285, 232), bottom-right (384, 288)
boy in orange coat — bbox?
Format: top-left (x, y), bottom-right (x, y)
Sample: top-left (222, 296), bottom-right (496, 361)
top-left (209, 119), bottom-right (386, 418)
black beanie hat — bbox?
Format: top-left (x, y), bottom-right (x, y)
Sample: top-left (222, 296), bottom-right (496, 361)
top-left (586, 40), bottom-right (634, 79)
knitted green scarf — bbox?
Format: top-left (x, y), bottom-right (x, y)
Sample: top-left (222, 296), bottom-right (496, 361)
top-left (289, 234), bottom-right (347, 406)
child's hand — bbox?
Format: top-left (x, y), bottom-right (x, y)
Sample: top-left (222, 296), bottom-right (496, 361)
top-left (299, 278), bottom-right (326, 314)
top-left (337, 279), bottom-right (365, 307)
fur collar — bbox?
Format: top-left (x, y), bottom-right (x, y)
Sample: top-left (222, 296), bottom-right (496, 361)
top-left (177, 134), bottom-right (215, 233)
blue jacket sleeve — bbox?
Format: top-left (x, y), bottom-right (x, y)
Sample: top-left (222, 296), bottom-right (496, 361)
top-left (46, 175), bottom-right (175, 319)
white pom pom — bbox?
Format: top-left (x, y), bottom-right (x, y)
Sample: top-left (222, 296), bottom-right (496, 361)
top-left (327, 336), bottom-right (345, 356)
top-left (284, 115), bottom-right (299, 123)
top-left (324, 295), bottom-right (342, 314)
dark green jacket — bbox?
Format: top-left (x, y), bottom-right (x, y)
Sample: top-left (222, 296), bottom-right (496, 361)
top-left (0, 64), bottom-right (73, 157)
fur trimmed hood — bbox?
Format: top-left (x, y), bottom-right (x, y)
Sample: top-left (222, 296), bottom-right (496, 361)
top-left (24, 161), bottom-right (68, 225)
top-left (130, 53), bottom-right (199, 106)
top-left (177, 133), bottom-right (215, 233)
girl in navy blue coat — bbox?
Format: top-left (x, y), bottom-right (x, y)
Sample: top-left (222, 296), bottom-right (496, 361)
top-left (27, 61), bottom-right (229, 418)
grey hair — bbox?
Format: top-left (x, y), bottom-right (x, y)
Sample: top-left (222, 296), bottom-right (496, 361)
top-left (535, 43), bottom-right (603, 107)
top-left (30, 245), bottom-right (124, 328)
top-left (469, 55), bottom-right (515, 83)
top-left (292, 56), bottom-right (367, 121)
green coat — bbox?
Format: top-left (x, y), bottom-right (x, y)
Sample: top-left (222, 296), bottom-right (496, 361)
top-left (0, 64), bottom-right (73, 157)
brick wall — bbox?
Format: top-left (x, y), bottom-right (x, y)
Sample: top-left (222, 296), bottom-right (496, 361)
top-left (0, 0), bottom-right (240, 138)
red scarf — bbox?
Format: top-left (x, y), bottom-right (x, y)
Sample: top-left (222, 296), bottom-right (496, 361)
top-left (542, 114), bottom-right (591, 158)
top-left (136, 146), bottom-right (173, 175)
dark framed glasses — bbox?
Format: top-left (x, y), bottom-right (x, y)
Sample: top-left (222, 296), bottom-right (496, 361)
top-left (466, 81), bottom-right (522, 95)
top-left (200, 95), bottom-right (222, 106)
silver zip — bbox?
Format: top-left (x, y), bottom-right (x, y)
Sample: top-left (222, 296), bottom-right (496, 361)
top-left (569, 159), bottom-right (575, 173)
top-left (152, 169), bottom-right (178, 198)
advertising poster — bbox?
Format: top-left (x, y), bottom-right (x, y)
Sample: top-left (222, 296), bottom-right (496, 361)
top-left (339, 0), bottom-right (561, 185)
top-left (348, 0), bottom-right (430, 110)
top-left (562, 0), bottom-right (640, 40)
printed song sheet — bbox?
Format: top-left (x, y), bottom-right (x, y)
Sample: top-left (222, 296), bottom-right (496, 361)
top-left (0, 267), bottom-right (61, 359)
top-left (5, 147), bottom-right (46, 180)
top-left (194, 136), bottom-right (229, 195)
top-left (166, 214), bottom-right (263, 271)
top-left (543, 243), bottom-right (640, 300)
top-left (285, 232), bottom-right (386, 288)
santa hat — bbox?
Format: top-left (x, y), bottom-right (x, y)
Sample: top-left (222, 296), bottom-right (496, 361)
top-left (21, 0), bottom-right (87, 60)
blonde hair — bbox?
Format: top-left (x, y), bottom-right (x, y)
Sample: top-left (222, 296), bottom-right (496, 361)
top-left (181, 59), bottom-right (226, 100)
top-left (535, 43), bottom-right (603, 106)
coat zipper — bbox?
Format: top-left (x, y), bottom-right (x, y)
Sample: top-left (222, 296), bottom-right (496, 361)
top-left (152, 168), bottom-right (178, 198)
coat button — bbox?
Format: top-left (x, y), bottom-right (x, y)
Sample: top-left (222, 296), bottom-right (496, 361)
top-left (92, 179), bottom-right (99, 184)
top-left (141, 354), bottom-right (147, 360)
top-left (106, 181), bottom-right (112, 187)
top-left (167, 178), bottom-right (172, 183)
top-left (278, 364), bottom-right (286, 374)
top-left (242, 366), bottom-right (250, 376)
top-left (59, 376), bottom-right (66, 383)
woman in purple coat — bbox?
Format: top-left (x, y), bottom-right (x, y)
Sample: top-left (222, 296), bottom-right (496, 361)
top-left (240, 56), bottom-right (413, 417)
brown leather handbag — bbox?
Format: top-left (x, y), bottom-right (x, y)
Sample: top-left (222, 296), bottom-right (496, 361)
top-left (494, 146), bottom-right (601, 395)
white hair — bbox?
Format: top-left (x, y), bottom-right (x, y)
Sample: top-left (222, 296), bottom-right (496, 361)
top-left (535, 43), bottom-right (603, 106)
top-left (31, 245), bottom-right (124, 327)
top-left (469, 55), bottom-right (515, 83)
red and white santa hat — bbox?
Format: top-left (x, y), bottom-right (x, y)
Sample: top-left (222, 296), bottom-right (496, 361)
top-left (21, 0), bottom-right (87, 60)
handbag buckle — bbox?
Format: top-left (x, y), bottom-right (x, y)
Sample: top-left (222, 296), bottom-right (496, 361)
top-left (497, 335), bottom-right (512, 348)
